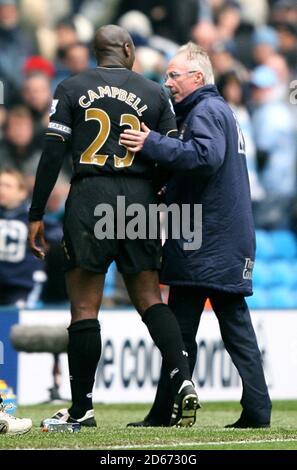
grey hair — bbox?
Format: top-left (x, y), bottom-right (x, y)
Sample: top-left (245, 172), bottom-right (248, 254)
top-left (177, 42), bottom-right (215, 85)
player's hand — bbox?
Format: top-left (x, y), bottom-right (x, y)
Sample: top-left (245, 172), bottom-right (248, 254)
top-left (28, 221), bottom-right (47, 260)
top-left (120, 122), bottom-right (150, 152)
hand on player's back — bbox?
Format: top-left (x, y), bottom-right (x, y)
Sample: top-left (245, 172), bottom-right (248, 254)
top-left (120, 122), bottom-right (151, 152)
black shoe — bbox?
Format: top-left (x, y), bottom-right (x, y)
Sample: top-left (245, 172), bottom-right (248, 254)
top-left (225, 416), bottom-right (270, 429)
top-left (127, 417), bottom-right (169, 427)
top-left (170, 381), bottom-right (200, 427)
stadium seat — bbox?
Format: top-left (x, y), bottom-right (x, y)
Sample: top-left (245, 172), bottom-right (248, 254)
top-left (255, 230), bottom-right (275, 260)
top-left (247, 288), bottom-right (269, 309)
top-left (270, 260), bottom-right (297, 287)
top-left (270, 230), bottom-right (297, 259)
top-left (253, 260), bottom-right (272, 288)
top-left (267, 287), bottom-right (297, 308)
top-left (103, 261), bottom-right (117, 300)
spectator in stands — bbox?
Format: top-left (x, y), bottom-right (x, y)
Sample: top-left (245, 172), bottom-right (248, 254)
top-left (134, 46), bottom-right (166, 83)
top-left (0, 168), bottom-right (45, 306)
top-left (274, 22), bottom-right (297, 74)
top-left (52, 18), bottom-right (80, 88)
top-left (252, 25), bottom-right (279, 65)
top-left (250, 65), bottom-right (297, 228)
top-left (63, 43), bottom-right (91, 75)
top-left (23, 56), bottom-right (55, 81)
top-left (114, 0), bottom-right (200, 44)
top-left (0, 106), bottom-right (42, 186)
top-left (21, 72), bottom-right (52, 142)
top-left (21, 74), bottom-right (73, 178)
top-left (269, 0), bottom-right (297, 25)
top-left (265, 52), bottom-right (292, 100)
top-left (210, 40), bottom-right (249, 81)
top-left (0, 0), bottom-right (32, 94)
top-left (217, 70), bottom-right (265, 201)
top-left (0, 0), bottom-right (33, 106)
top-left (55, 17), bottom-right (78, 52)
top-left (214, 0), bottom-right (241, 47)
top-left (251, 65), bottom-right (296, 197)
top-left (191, 21), bottom-right (218, 53)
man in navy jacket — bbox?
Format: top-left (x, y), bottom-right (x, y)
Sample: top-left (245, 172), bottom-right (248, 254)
top-left (121, 42), bottom-right (271, 428)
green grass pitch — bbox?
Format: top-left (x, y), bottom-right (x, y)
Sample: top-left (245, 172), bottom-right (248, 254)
top-left (1, 401), bottom-right (297, 450)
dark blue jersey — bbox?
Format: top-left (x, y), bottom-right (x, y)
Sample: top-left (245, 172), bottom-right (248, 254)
top-left (0, 202), bottom-right (44, 289)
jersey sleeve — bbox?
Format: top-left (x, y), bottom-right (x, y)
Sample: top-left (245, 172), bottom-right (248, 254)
top-left (157, 87), bottom-right (178, 137)
top-left (46, 83), bottom-right (73, 142)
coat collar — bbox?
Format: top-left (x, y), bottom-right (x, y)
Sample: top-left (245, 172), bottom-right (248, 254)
top-left (174, 85), bottom-right (220, 121)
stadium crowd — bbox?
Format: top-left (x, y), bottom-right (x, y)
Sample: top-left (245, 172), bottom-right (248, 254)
top-left (0, 0), bottom-right (297, 308)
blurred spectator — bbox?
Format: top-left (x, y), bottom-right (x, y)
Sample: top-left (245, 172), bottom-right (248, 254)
top-left (117, 10), bottom-right (179, 59)
top-left (217, 71), bottom-right (265, 201)
top-left (21, 73), bottom-right (52, 139)
top-left (265, 52), bottom-right (291, 99)
top-left (238, 0), bottom-right (269, 26)
top-left (21, 73), bottom-right (73, 178)
top-left (134, 46), bottom-right (166, 82)
top-left (252, 25), bottom-right (279, 65)
top-left (274, 22), bottom-right (297, 74)
top-left (191, 21), bottom-right (218, 52)
top-left (0, 0), bottom-right (33, 106)
top-left (20, 0), bottom-right (71, 29)
top-left (63, 43), bottom-right (91, 75)
top-left (55, 17), bottom-right (78, 52)
top-left (52, 42), bottom-right (92, 89)
top-left (117, 9), bottom-right (152, 46)
top-left (269, 0), bottom-right (297, 24)
top-left (74, 0), bottom-right (117, 34)
top-left (250, 65), bottom-right (297, 227)
top-left (52, 17), bottom-right (79, 87)
top-left (0, 168), bottom-right (45, 306)
top-left (0, 106), bottom-right (42, 185)
top-left (214, 1), bottom-right (241, 45)
top-left (210, 41), bottom-right (249, 81)
top-left (114, 1), bottom-right (200, 44)
top-left (23, 56), bottom-right (55, 80)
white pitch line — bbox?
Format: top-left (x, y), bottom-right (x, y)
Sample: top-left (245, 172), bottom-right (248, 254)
top-left (108, 438), bottom-right (297, 450)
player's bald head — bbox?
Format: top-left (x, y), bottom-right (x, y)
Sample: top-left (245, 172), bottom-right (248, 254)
top-left (94, 25), bottom-right (135, 69)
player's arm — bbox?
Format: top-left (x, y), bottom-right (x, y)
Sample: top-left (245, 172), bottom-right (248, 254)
top-left (121, 110), bottom-right (226, 174)
top-left (28, 84), bottom-right (72, 259)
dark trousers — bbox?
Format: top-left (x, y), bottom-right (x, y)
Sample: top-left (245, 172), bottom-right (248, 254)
top-left (148, 286), bottom-right (272, 425)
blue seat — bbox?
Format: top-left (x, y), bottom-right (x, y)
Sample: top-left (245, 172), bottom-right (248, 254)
top-left (255, 230), bottom-right (275, 260)
top-left (270, 260), bottom-right (297, 287)
top-left (270, 230), bottom-right (297, 259)
top-left (247, 288), bottom-right (269, 309)
top-left (104, 261), bottom-right (117, 298)
top-left (253, 260), bottom-right (272, 288)
top-left (267, 287), bottom-right (297, 308)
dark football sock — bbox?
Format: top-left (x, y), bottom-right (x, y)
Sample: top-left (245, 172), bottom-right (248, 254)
top-left (67, 319), bottom-right (101, 419)
top-left (142, 303), bottom-right (191, 393)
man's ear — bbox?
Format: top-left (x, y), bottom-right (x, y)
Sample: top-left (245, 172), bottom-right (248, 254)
top-left (123, 43), bottom-right (130, 58)
top-left (194, 71), bottom-right (204, 86)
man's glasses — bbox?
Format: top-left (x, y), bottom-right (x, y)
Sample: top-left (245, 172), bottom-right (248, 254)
top-left (164, 70), bottom-right (199, 82)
